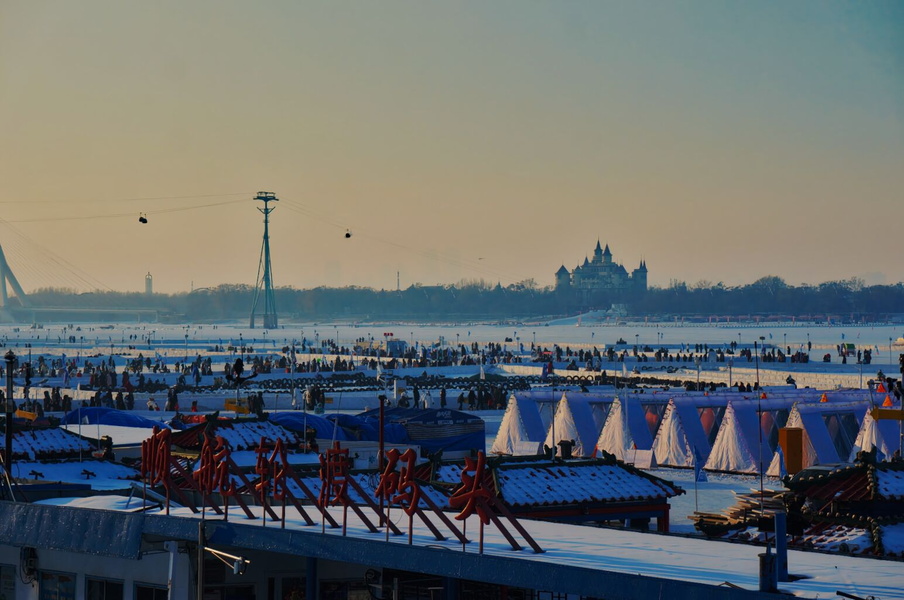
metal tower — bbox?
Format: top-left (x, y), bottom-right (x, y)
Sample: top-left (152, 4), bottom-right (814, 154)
top-left (249, 191), bottom-right (279, 329)
top-left (0, 243), bottom-right (29, 308)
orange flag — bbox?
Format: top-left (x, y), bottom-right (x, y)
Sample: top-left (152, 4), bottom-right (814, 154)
top-left (882, 395), bottom-right (894, 407)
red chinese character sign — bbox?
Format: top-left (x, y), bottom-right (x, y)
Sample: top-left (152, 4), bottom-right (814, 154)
top-left (140, 426), bottom-right (199, 515)
top-left (192, 434), bottom-right (258, 520)
top-left (319, 441), bottom-right (399, 536)
top-left (374, 448), bottom-right (467, 544)
top-left (449, 452), bottom-right (543, 554)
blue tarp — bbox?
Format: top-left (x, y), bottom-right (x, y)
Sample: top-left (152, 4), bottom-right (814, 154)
top-left (268, 412), bottom-right (350, 441)
top-left (60, 407), bottom-right (167, 429)
top-left (357, 407), bottom-right (485, 454)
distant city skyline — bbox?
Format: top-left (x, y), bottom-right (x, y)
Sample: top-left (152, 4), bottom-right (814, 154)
top-left (1, 2), bottom-right (902, 295)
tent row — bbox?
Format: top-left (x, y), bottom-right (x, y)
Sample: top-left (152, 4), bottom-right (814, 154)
top-left (491, 388), bottom-right (901, 474)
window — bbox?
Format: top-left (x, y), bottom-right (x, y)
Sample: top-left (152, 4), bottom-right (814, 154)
top-left (136, 584), bottom-right (168, 600)
top-left (39, 571), bottom-right (76, 600)
top-left (87, 578), bottom-right (124, 600)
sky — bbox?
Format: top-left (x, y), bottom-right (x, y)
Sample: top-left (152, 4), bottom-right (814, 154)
top-left (1, 1), bottom-right (902, 295)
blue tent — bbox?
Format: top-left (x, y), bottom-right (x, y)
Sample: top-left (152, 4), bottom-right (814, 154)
top-left (357, 408), bottom-right (485, 455)
top-left (268, 412), bottom-right (350, 441)
top-left (60, 407), bottom-right (168, 429)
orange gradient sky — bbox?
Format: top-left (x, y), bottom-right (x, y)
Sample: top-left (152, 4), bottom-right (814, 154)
top-left (1, 2), bottom-right (902, 294)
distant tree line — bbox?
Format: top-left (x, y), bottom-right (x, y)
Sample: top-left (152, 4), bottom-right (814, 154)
top-left (21, 276), bottom-right (904, 322)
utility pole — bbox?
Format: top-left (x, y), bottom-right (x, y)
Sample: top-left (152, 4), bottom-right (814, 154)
top-left (250, 192), bottom-right (279, 329)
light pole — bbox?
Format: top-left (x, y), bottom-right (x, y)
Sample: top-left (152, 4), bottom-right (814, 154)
top-left (890, 338), bottom-right (894, 366)
top-left (694, 357), bottom-right (701, 390)
top-left (4, 350), bottom-right (15, 478)
top-left (728, 358), bottom-right (734, 389)
top-left (754, 339), bottom-right (761, 389)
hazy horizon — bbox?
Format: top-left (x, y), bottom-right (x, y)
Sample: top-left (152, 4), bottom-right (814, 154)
top-left (2, 2), bottom-right (902, 295)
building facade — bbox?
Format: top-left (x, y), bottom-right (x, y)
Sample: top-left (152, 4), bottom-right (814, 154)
top-left (555, 241), bottom-right (647, 297)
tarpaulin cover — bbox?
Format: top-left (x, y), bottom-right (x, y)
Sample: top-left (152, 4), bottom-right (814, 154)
top-left (357, 407), bottom-right (485, 454)
top-left (268, 412), bottom-right (350, 441)
top-left (60, 407), bottom-right (167, 429)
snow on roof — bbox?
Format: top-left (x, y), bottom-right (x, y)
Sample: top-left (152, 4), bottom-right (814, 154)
top-left (215, 420), bottom-right (299, 450)
top-left (494, 460), bottom-right (683, 507)
top-left (432, 463), bottom-right (463, 485)
top-left (173, 419), bottom-right (299, 451)
top-left (874, 466), bottom-right (904, 500)
top-left (13, 428), bottom-right (93, 459)
top-left (878, 522), bottom-right (904, 556)
top-left (10, 459), bottom-right (140, 491)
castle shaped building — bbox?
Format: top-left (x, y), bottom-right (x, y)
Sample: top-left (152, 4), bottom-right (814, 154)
top-left (555, 241), bottom-right (647, 296)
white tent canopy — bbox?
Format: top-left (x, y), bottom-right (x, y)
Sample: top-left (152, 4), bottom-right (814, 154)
top-left (490, 391), bottom-right (559, 455)
top-left (792, 400), bottom-right (868, 468)
top-left (705, 398), bottom-right (795, 474)
top-left (595, 396), bottom-right (663, 461)
top-left (544, 392), bottom-right (613, 458)
top-left (849, 409), bottom-right (903, 462)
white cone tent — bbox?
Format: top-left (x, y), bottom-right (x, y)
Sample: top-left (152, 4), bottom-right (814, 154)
top-left (543, 392), bottom-right (613, 458)
top-left (595, 396), bottom-right (657, 461)
top-left (849, 408), bottom-right (902, 462)
top-left (776, 400), bottom-right (870, 471)
top-left (490, 391), bottom-right (559, 455)
top-left (704, 397), bottom-right (798, 474)
top-left (705, 400), bottom-right (760, 473)
top-left (652, 398), bottom-right (696, 467)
